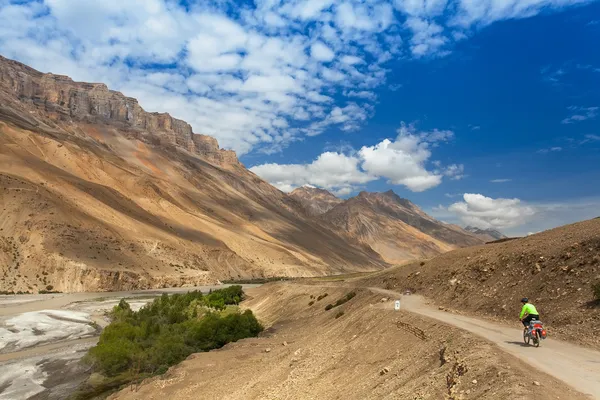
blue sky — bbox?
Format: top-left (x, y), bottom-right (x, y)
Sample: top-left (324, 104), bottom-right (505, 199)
top-left (0, 0), bottom-right (599, 235)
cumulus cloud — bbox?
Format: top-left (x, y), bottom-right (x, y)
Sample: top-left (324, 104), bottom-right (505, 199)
top-left (447, 193), bottom-right (536, 229)
top-left (251, 121), bottom-right (460, 193)
top-left (0, 0), bottom-right (590, 154)
top-left (250, 152), bottom-right (374, 194)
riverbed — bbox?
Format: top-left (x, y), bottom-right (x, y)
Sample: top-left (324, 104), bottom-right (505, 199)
top-left (0, 284), bottom-right (259, 399)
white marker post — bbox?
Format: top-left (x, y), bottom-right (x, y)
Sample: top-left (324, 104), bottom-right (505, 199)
top-left (394, 300), bottom-right (401, 311)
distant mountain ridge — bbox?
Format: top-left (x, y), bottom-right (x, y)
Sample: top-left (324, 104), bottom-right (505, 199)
top-left (465, 226), bottom-right (507, 242)
top-left (289, 188), bottom-right (483, 263)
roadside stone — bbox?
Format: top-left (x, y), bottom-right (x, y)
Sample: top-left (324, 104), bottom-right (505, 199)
top-left (380, 367), bottom-right (390, 376)
top-left (282, 341), bottom-right (288, 346)
top-left (472, 379), bottom-right (478, 385)
top-left (533, 381), bottom-right (541, 386)
top-left (265, 348), bottom-right (271, 353)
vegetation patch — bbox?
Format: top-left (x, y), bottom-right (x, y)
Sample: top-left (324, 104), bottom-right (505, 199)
top-left (592, 281), bottom-right (600, 301)
top-left (78, 286), bottom-right (262, 399)
top-left (316, 293), bottom-right (328, 301)
top-left (334, 310), bottom-right (345, 319)
top-left (324, 292), bottom-right (356, 311)
top-left (221, 277), bottom-right (292, 284)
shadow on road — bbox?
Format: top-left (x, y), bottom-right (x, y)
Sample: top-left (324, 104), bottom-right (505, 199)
top-left (505, 341), bottom-right (530, 348)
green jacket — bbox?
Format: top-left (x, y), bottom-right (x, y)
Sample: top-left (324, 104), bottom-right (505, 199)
top-left (520, 303), bottom-right (539, 319)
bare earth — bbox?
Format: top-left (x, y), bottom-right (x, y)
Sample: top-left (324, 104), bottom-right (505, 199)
top-left (111, 283), bottom-right (597, 400)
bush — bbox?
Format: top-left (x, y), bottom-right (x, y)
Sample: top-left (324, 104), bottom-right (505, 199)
top-left (593, 281), bottom-right (600, 301)
top-left (46, 285), bottom-right (54, 291)
top-left (308, 301), bottom-right (314, 306)
top-left (317, 293), bottom-right (328, 301)
top-left (335, 310), bottom-right (345, 319)
top-left (86, 286), bottom-right (262, 391)
top-left (324, 292), bottom-right (357, 311)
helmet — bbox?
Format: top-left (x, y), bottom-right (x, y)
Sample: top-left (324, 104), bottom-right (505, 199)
top-left (521, 297), bottom-right (528, 303)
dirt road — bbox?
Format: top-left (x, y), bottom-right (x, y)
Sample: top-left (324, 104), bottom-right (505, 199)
top-left (370, 287), bottom-right (600, 399)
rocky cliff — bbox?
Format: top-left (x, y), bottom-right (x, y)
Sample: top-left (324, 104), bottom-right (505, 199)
top-left (0, 55), bottom-right (237, 168)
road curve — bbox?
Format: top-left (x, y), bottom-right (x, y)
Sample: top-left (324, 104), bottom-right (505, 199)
top-left (369, 287), bottom-right (600, 399)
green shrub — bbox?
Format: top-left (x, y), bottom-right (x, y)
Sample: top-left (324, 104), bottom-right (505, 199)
top-left (324, 292), bottom-right (357, 311)
top-left (86, 286), bottom-right (262, 391)
top-left (593, 281), bottom-right (600, 301)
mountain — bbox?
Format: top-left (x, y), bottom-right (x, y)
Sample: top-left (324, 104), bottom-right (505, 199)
top-left (464, 226), bottom-right (508, 242)
top-left (318, 190), bottom-right (483, 263)
top-left (289, 186), bottom-right (343, 217)
top-left (0, 55), bottom-right (386, 293)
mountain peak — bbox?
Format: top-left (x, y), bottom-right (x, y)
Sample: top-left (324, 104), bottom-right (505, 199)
top-left (289, 186), bottom-right (343, 216)
top-left (464, 226), bottom-right (507, 241)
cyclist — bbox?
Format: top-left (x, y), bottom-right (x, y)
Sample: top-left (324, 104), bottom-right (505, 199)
top-left (519, 297), bottom-right (540, 332)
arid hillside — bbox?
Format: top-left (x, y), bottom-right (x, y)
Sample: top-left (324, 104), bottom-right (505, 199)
top-left (0, 55), bottom-right (386, 293)
top-left (109, 283), bottom-right (587, 400)
top-left (362, 218), bottom-right (600, 348)
top-left (318, 190), bottom-right (483, 263)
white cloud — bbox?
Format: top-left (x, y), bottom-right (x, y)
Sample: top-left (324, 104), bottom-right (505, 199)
top-left (583, 134), bottom-right (600, 143)
top-left (341, 55), bottom-right (364, 65)
top-left (490, 178), bottom-right (512, 183)
top-left (447, 193), bottom-right (536, 229)
top-left (0, 0), bottom-right (590, 157)
top-left (405, 16), bottom-right (447, 57)
top-left (249, 152), bottom-right (374, 194)
top-left (537, 146), bottom-right (563, 154)
top-left (344, 90), bottom-right (377, 101)
top-left (561, 106), bottom-right (598, 124)
top-left (450, 0), bottom-right (592, 28)
top-left (443, 164), bottom-right (465, 180)
top-left (311, 41), bottom-right (335, 62)
top-left (252, 121), bottom-right (460, 193)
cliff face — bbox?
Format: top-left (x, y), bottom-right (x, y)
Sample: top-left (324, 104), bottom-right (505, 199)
top-left (0, 55), bottom-right (237, 167)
